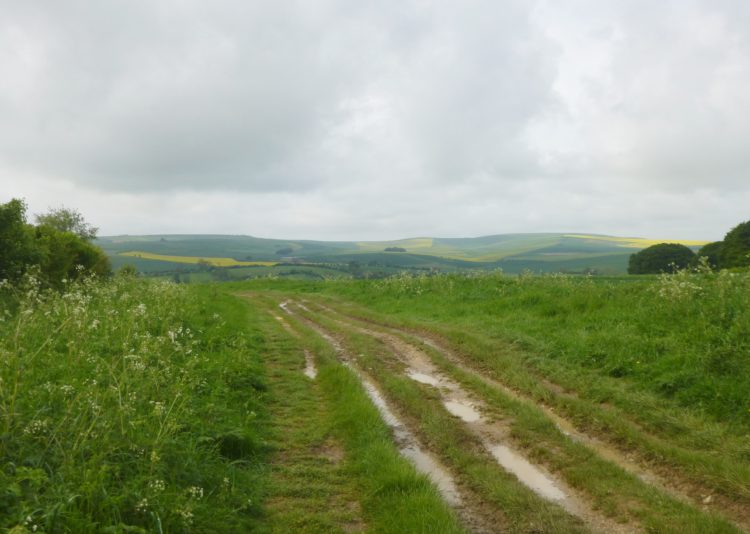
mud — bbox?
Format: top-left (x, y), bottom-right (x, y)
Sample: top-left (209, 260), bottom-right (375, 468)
top-left (279, 301), bottom-right (464, 509)
top-left (303, 349), bottom-right (317, 379)
top-left (314, 302), bottom-right (677, 499)
top-left (489, 445), bottom-right (567, 502)
top-left (443, 400), bottom-right (482, 423)
top-left (304, 301), bottom-right (641, 533)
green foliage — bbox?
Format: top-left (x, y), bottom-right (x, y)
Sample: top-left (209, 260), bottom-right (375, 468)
top-left (628, 243), bottom-right (696, 274)
top-left (35, 226), bottom-right (111, 288)
top-left (0, 199), bottom-right (40, 283)
top-left (35, 206), bottom-right (98, 241)
top-left (0, 199), bottom-right (111, 289)
top-left (719, 220), bottom-right (750, 268)
top-left (696, 241), bottom-right (723, 268)
top-left (0, 277), bottom-right (267, 532)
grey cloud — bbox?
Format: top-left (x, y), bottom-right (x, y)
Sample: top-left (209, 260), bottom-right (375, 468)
top-left (1, 0), bottom-right (750, 241)
top-left (0, 0), bottom-right (556, 192)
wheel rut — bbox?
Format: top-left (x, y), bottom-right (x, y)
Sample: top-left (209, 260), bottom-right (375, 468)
top-left (306, 298), bottom-right (750, 531)
top-left (282, 299), bottom-right (638, 534)
top-left (279, 300), bottom-right (499, 534)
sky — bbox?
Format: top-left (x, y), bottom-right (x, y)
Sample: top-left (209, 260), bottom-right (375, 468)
top-left (1, 0), bottom-right (749, 241)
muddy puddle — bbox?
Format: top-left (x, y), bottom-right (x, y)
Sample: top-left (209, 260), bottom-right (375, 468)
top-left (404, 358), bottom-right (579, 508)
top-left (443, 400), bottom-right (482, 423)
top-left (356, 372), bottom-right (463, 506)
top-left (489, 445), bottom-right (567, 502)
top-left (279, 301), bottom-right (463, 508)
top-left (303, 349), bottom-right (317, 379)
top-left (406, 369), bottom-right (440, 387)
top-left (331, 320), bottom-right (619, 523)
top-left (282, 299), bottom-right (648, 533)
top-left (328, 307), bottom-right (668, 495)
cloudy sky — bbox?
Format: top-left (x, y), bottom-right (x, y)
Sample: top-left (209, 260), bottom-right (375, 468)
top-left (1, 0), bottom-right (749, 240)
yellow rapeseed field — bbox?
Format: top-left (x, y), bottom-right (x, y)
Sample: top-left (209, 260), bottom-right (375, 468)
top-left (564, 234), bottom-right (709, 249)
top-left (119, 251), bottom-right (278, 267)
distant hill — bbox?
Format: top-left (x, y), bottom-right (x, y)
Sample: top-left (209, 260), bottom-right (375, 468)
top-left (97, 233), bottom-right (708, 277)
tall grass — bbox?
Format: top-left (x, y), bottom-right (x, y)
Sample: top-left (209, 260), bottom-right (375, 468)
top-left (317, 267), bottom-right (750, 427)
top-left (0, 274), bottom-right (266, 532)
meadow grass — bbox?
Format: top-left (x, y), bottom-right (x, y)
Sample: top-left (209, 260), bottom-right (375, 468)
top-left (315, 269), bottom-right (750, 428)
top-left (235, 267), bottom-right (750, 526)
top-left (0, 274), bottom-right (268, 532)
top-left (301, 311), bottom-right (587, 533)
top-left (259, 295), bottom-right (465, 534)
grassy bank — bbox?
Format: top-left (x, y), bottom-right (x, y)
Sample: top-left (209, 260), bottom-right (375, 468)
top-left (0, 275), bottom-right (268, 532)
top-left (292, 269), bottom-right (749, 428)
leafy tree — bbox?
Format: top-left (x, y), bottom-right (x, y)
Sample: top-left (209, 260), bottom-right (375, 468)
top-left (35, 206), bottom-right (99, 241)
top-left (696, 241), bottom-right (723, 268)
top-left (1, 198), bottom-right (110, 288)
top-left (35, 226), bottom-right (111, 288)
top-left (0, 199), bottom-right (40, 283)
top-left (719, 220), bottom-right (750, 268)
top-left (628, 243), bottom-right (697, 274)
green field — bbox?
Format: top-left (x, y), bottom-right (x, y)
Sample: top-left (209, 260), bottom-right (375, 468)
top-left (3, 267), bottom-right (748, 532)
top-left (98, 232), bottom-right (709, 277)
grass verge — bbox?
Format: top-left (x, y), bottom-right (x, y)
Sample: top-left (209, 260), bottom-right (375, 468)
top-left (245, 293), bottom-right (463, 534)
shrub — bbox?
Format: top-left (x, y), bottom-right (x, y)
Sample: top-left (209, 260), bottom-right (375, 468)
top-left (720, 220), bottom-right (750, 268)
top-left (628, 243), bottom-right (696, 274)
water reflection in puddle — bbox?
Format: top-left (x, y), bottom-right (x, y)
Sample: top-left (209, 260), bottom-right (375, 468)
top-left (406, 369), bottom-right (441, 387)
top-left (489, 445), bottom-right (566, 502)
top-left (443, 400), bottom-right (482, 422)
top-left (303, 350), bottom-right (317, 379)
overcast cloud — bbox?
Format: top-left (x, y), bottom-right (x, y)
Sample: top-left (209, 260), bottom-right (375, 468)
top-left (1, 0), bottom-right (749, 240)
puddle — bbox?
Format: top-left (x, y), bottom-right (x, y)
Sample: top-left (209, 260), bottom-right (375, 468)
top-left (401, 445), bottom-right (462, 506)
top-left (356, 372), bottom-right (463, 506)
top-left (304, 350), bottom-right (317, 379)
top-left (443, 400), bottom-right (482, 423)
top-left (489, 445), bottom-right (567, 502)
top-left (291, 302), bottom-right (657, 533)
top-left (281, 301), bottom-right (463, 508)
top-left (406, 369), bottom-right (441, 387)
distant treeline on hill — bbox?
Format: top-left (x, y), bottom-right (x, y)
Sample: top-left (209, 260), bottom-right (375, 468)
top-left (628, 220), bottom-right (750, 274)
top-left (0, 198), bottom-right (111, 288)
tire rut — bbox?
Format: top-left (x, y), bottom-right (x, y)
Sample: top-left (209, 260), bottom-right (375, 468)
top-left (279, 300), bottom-right (500, 534)
top-left (307, 298), bottom-right (750, 528)
top-left (283, 299), bottom-right (647, 534)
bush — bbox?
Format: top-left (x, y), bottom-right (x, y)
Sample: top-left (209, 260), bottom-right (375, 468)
top-left (720, 220), bottom-right (750, 268)
top-left (0, 199), bottom-right (40, 283)
top-left (696, 241), bottom-right (723, 268)
top-left (0, 199), bottom-right (111, 288)
top-left (628, 243), bottom-right (697, 274)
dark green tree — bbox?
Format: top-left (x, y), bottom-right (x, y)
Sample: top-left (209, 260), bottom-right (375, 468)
top-left (0, 199), bottom-right (40, 283)
top-left (1, 198), bottom-right (111, 288)
top-left (696, 241), bottom-right (723, 268)
top-left (35, 226), bottom-right (111, 287)
top-left (628, 243), bottom-right (697, 274)
top-left (35, 206), bottom-right (98, 241)
top-left (719, 220), bottom-right (750, 268)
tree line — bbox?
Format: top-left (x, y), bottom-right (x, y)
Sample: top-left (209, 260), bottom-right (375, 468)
top-left (0, 198), bottom-right (110, 288)
top-left (628, 220), bottom-right (750, 274)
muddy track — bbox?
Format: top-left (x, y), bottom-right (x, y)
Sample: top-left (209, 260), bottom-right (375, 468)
top-left (281, 299), bottom-right (642, 534)
top-left (302, 298), bottom-right (750, 531)
top-left (279, 300), bottom-right (498, 533)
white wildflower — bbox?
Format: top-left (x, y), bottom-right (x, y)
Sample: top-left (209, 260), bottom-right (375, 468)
top-left (148, 479), bottom-right (166, 493)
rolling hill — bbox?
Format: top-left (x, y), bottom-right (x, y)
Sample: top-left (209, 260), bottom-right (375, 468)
top-left (97, 233), bottom-right (708, 277)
